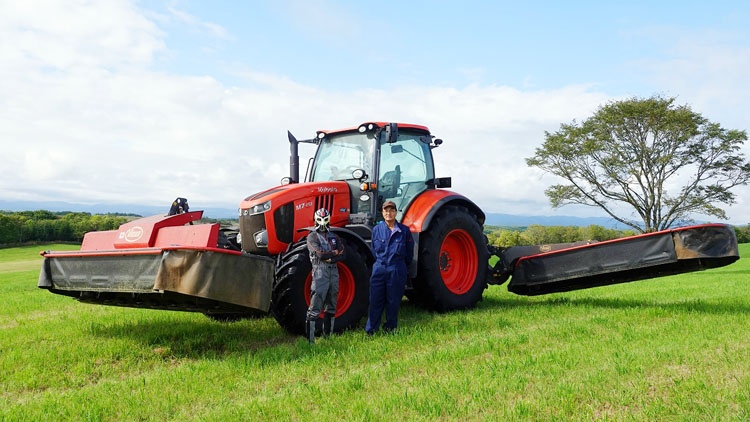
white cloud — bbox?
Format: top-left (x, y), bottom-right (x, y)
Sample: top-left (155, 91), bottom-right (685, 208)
top-left (0, 0), bottom-right (164, 70)
top-left (633, 30), bottom-right (750, 224)
top-left (635, 34), bottom-right (750, 128)
top-left (458, 67), bottom-right (486, 83)
top-left (167, 5), bottom-right (232, 40)
top-left (0, 1), bottom-right (747, 225)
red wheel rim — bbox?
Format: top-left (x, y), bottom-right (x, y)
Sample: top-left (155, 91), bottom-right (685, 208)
top-left (439, 229), bottom-right (478, 294)
top-left (304, 263), bottom-right (355, 318)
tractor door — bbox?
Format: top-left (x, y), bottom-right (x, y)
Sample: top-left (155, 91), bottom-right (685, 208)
top-left (376, 131), bottom-right (435, 221)
top-left (310, 131), bottom-right (378, 218)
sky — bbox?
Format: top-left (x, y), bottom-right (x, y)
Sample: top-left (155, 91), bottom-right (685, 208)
top-left (1, 0), bottom-right (749, 224)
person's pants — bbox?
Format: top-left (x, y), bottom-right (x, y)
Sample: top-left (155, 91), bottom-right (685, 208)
top-left (365, 263), bottom-right (406, 332)
top-left (307, 264), bottom-right (339, 320)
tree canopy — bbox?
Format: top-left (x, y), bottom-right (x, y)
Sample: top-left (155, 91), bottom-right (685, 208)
top-left (526, 96), bottom-right (750, 233)
top-left (0, 211), bottom-right (128, 245)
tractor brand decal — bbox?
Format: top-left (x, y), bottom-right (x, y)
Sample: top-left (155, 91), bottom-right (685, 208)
top-left (295, 201), bottom-right (314, 211)
top-left (540, 245), bottom-right (551, 252)
top-left (119, 226), bottom-right (144, 242)
top-left (317, 187), bottom-right (338, 193)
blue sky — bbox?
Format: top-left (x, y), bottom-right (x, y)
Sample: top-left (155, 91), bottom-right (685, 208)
top-left (1, 0), bottom-right (749, 223)
top-left (146, 1), bottom-right (748, 95)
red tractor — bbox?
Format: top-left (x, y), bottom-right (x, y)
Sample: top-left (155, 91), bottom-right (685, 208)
top-left (39, 122), bottom-right (740, 335)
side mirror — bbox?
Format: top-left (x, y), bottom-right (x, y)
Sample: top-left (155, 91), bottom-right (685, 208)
top-left (385, 122), bottom-right (399, 143)
top-left (352, 169), bottom-right (367, 180)
top-left (427, 177), bottom-right (451, 188)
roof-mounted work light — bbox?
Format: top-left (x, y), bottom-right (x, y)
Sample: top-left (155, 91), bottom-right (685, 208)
top-left (358, 123), bottom-right (376, 133)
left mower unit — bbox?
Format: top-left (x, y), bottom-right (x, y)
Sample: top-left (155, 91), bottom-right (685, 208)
top-left (38, 209), bottom-right (274, 320)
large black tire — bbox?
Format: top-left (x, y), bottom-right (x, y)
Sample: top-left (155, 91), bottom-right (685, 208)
top-left (271, 238), bottom-right (370, 335)
top-left (411, 205), bottom-right (488, 311)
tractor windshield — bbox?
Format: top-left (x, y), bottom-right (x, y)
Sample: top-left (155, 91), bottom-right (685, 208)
top-left (311, 132), bottom-right (377, 182)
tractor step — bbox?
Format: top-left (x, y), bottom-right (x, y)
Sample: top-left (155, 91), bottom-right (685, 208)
top-left (505, 224), bottom-right (739, 296)
top-left (39, 247), bottom-right (275, 313)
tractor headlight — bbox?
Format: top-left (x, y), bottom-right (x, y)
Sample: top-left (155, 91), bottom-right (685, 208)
top-left (248, 200), bottom-right (271, 215)
top-left (253, 230), bottom-right (268, 247)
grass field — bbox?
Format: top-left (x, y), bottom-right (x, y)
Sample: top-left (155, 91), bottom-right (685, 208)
top-left (1, 244), bottom-right (749, 421)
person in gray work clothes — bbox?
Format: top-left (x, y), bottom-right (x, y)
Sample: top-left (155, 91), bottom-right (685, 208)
top-left (306, 208), bottom-right (345, 344)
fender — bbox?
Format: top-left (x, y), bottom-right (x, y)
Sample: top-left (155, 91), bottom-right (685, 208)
top-left (331, 227), bottom-right (375, 266)
top-left (401, 189), bottom-right (485, 234)
top-left (293, 226), bottom-right (375, 266)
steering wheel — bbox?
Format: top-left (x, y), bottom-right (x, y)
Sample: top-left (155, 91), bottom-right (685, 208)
top-left (380, 165), bottom-right (401, 198)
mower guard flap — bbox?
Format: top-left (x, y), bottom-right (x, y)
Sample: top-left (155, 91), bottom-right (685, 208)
top-left (508, 224), bottom-right (739, 296)
top-left (39, 248), bottom-right (274, 313)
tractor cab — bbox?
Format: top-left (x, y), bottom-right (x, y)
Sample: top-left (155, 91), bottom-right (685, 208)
top-left (306, 122), bottom-right (440, 224)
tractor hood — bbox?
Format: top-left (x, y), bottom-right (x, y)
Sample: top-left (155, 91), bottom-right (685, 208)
top-left (238, 181), bottom-right (351, 255)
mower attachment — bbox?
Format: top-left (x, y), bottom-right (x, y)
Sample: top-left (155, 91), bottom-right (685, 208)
top-left (39, 248), bottom-right (273, 313)
top-left (38, 211), bottom-right (274, 314)
top-left (506, 224), bottom-right (739, 296)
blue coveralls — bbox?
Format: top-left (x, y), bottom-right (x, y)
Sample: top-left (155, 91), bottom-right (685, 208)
top-left (365, 221), bottom-right (414, 333)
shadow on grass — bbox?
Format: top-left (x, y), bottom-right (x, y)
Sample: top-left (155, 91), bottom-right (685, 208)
top-left (88, 314), bottom-right (299, 359)
top-left (87, 289), bottom-right (750, 361)
top-left (476, 294), bottom-right (750, 315)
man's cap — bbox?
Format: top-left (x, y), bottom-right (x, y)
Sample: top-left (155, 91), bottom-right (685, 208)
top-left (382, 200), bottom-right (397, 210)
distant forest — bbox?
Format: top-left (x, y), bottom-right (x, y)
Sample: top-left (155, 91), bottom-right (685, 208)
top-left (0, 210), bottom-right (131, 245)
top-left (485, 224), bottom-right (637, 247)
top-left (484, 223), bottom-right (750, 246)
top-left (1, 210), bottom-right (747, 246)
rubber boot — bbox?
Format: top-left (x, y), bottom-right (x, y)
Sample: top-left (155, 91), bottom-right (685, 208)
top-left (306, 319), bottom-right (316, 344)
top-left (323, 314), bottom-right (335, 337)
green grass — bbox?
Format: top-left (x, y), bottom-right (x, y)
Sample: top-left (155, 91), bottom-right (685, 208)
top-left (0, 243), bottom-right (80, 263)
top-left (0, 244), bottom-right (80, 274)
top-left (1, 244), bottom-right (749, 421)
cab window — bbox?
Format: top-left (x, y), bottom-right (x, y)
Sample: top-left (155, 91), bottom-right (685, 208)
top-left (377, 131), bottom-right (435, 220)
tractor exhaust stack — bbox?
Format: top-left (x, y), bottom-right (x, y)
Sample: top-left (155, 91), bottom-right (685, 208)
top-left (288, 131), bottom-right (300, 184)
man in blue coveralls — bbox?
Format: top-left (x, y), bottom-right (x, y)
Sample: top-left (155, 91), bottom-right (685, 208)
top-left (365, 200), bottom-right (414, 335)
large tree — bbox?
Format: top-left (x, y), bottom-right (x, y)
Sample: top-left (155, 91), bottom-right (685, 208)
top-left (526, 96), bottom-right (750, 233)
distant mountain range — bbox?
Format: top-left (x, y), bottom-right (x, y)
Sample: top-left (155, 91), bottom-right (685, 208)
top-left (1, 199), bottom-right (626, 228)
top-left (0, 200), bottom-right (239, 221)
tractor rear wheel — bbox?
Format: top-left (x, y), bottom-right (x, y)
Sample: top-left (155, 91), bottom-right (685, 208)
top-left (412, 205), bottom-right (488, 311)
top-left (271, 238), bottom-right (370, 335)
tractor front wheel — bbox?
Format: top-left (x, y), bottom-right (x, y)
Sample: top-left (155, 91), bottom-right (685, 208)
top-left (271, 238), bottom-right (370, 335)
top-left (412, 205), bottom-right (488, 311)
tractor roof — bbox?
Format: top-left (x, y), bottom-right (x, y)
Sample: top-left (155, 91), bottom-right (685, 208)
top-left (317, 122), bottom-right (430, 136)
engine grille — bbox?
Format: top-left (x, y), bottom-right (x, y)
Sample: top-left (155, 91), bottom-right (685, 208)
top-left (315, 194), bottom-right (334, 215)
top-left (239, 213), bottom-right (267, 255)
